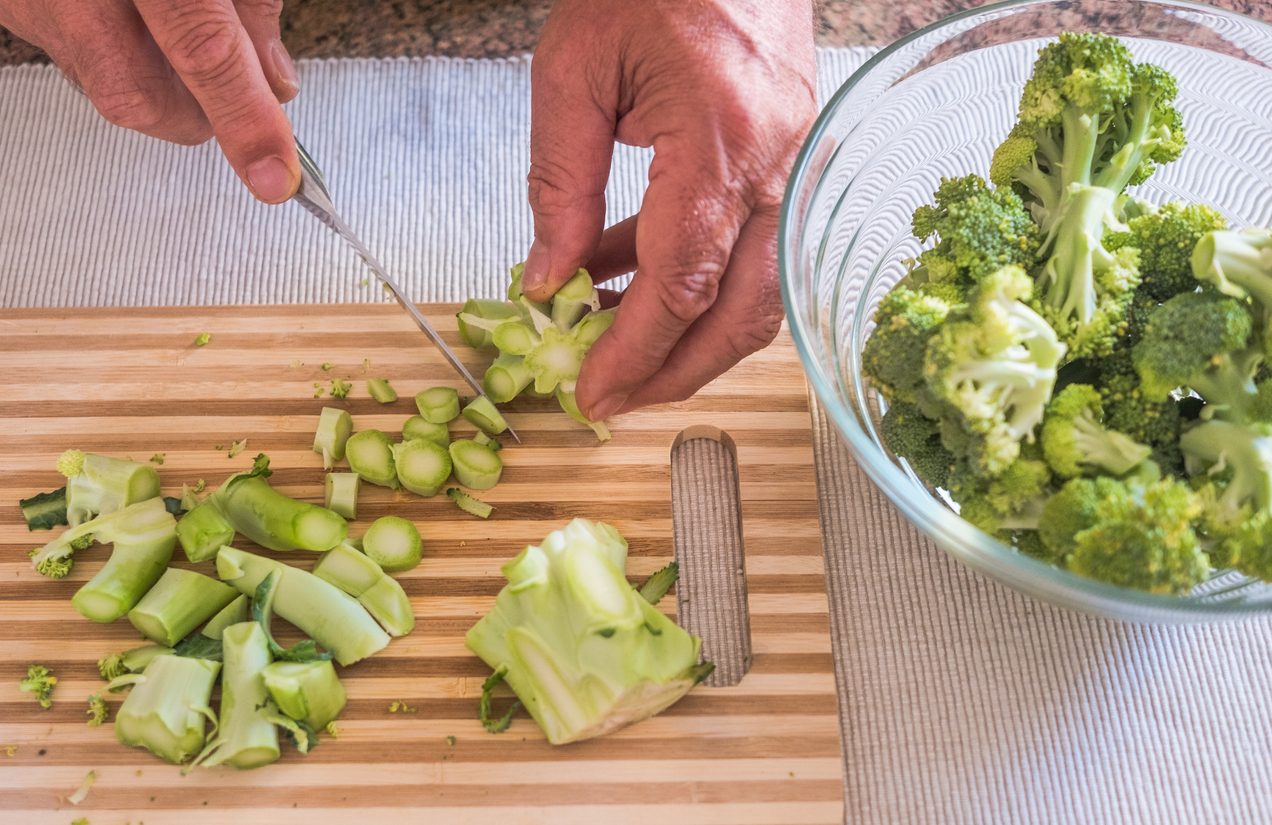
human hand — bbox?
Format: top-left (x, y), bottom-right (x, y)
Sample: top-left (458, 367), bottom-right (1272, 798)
top-left (0, 0), bottom-right (300, 203)
top-left (522, 0), bottom-right (817, 420)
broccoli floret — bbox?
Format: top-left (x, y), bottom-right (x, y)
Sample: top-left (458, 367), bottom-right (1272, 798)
top-left (951, 456), bottom-right (1053, 534)
top-left (1208, 510), bottom-right (1272, 581)
top-left (910, 175), bottom-right (1041, 287)
top-left (880, 400), bottom-right (954, 487)
top-left (20, 664), bottom-right (57, 709)
top-left (86, 694), bottom-right (108, 727)
top-left (862, 282), bottom-right (957, 405)
top-left (1040, 383), bottom-right (1151, 478)
top-left (923, 266), bottom-right (1066, 476)
top-left (1038, 476), bottom-right (1108, 561)
top-left (1180, 418), bottom-right (1272, 528)
top-left (1191, 227), bottom-right (1272, 343)
top-left (1064, 475), bottom-right (1206, 594)
top-left (1107, 202), bottom-right (1226, 301)
top-left (1133, 290), bottom-right (1263, 415)
top-left (991, 33), bottom-right (1185, 359)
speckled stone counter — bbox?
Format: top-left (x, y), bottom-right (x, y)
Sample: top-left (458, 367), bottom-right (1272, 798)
top-left (2, 0), bottom-right (1268, 65)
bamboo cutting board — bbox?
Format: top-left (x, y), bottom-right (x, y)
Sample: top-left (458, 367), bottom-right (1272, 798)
top-left (0, 304), bottom-right (843, 824)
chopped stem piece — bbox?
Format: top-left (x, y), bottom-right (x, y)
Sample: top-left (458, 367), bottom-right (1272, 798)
top-left (472, 431), bottom-right (501, 451)
top-left (483, 354), bottom-right (534, 404)
top-left (313, 407), bottom-right (353, 469)
top-left (393, 439), bottom-right (452, 497)
top-left (492, 320), bottom-right (538, 356)
top-left (457, 299), bottom-right (520, 349)
top-left (402, 416), bottom-right (450, 447)
top-left (461, 396), bottom-right (509, 436)
top-left (114, 654), bottom-right (220, 765)
top-left (447, 488), bottom-right (493, 519)
top-left (345, 430), bottom-right (398, 488)
top-left (415, 387), bottom-right (461, 424)
top-left (636, 562), bottom-right (679, 606)
top-left (312, 542), bottom-right (415, 636)
top-left (201, 594), bottom-right (249, 640)
top-left (324, 472), bottom-right (361, 520)
top-left (367, 378), bottom-right (398, 404)
top-left (127, 568), bottom-right (239, 647)
top-left (62, 452), bottom-right (162, 526)
top-left (220, 475), bottom-right (348, 552)
top-left (448, 439), bottom-right (503, 490)
top-left (99, 644), bottom-right (174, 681)
top-left (262, 660), bottom-right (347, 731)
top-left (19, 487), bottom-right (68, 531)
top-left (361, 516), bottom-right (423, 573)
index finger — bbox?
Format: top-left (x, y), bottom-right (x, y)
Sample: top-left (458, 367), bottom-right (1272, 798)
top-left (574, 145), bottom-right (750, 420)
top-left (133, 0), bottom-right (298, 203)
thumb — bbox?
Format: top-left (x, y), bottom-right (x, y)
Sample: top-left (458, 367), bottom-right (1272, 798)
top-left (522, 16), bottom-right (618, 301)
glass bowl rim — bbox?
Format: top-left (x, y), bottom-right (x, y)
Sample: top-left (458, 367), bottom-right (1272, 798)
top-left (777, 0), bottom-right (1272, 620)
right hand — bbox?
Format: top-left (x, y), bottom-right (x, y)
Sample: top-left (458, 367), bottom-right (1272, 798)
top-left (0, 0), bottom-right (301, 203)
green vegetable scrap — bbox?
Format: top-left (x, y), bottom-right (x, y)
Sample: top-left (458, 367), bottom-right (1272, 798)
top-left (68, 769), bottom-right (96, 805)
top-left (360, 516), bottom-right (422, 573)
top-left (447, 487), bottom-right (493, 519)
top-left (19, 486), bottom-right (68, 531)
top-left (193, 332), bottom-right (212, 347)
top-left (387, 700), bottom-right (417, 714)
top-left (86, 695), bottom-right (108, 726)
top-left (367, 378), bottom-right (398, 404)
top-left (226, 439), bottom-right (247, 459)
top-left (330, 378), bottom-right (352, 399)
top-left (312, 542), bottom-right (415, 636)
top-left (20, 664), bottom-right (57, 709)
top-left (149, 453), bottom-right (165, 465)
top-left (345, 429), bottom-right (398, 489)
top-left (313, 407), bottom-right (354, 469)
top-left (113, 654), bottom-right (220, 765)
top-left (466, 519), bottom-right (712, 744)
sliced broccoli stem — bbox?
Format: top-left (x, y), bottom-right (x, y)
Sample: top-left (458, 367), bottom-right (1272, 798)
top-left (472, 431), bottom-right (502, 451)
top-left (415, 387), bottom-right (461, 424)
top-left (366, 378), bottom-right (398, 404)
top-left (461, 396), bottom-right (509, 436)
top-left (557, 390), bottom-right (612, 442)
top-left (98, 643), bottom-right (174, 681)
top-left (313, 407), bottom-right (353, 470)
top-left (392, 439), bottom-right (452, 497)
top-left (1070, 413), bottom-right (1151, 476)
top-left (63, 453), bottom-right (162, 527)
top-left (127, 568), bottom-right (239, 647)
top-left (447, 487), bottom-right (493, 519)
top-left (361, 516), bottom-right (423, 573)
top-left (262, 660), bottom-right (347, 731)
top-left (402, 415), bottom-right (451, 447)
top-left (201, 594), bottom-right (249, 640)
top-left (449, 439), bottom-right (503, 490)
top-left (636, 562), bottom-right (679, 606)
top-left (324, 472), bottom-right (361, 520)
top-left (312, 542), bottom-right (415, 636)
top-left (114, 654), bottom-right (220, 765)
top-left (176, 498), bottom-right (236, 563)
top-left (457, 299), bottom-right (520, 349)
top-left (19, 486), bottom-right (68, 531)
top-left (345, 429), bottom-right (398, 489)
top-left (492, 320), bottom-right (539, 356)
top-left (252, 571), bottom-right (333, 663)
top-left (188, 622), bottom-right (283, 770)
top-left (219, 475), bottom-right (348, 553)
top-left (216, 545), bottom-right (390, 666)
top-left (1039, 184), bottom-right (1120, 322)
top-left (550, 269), bottom-right (600, 329)
top-left (484, 353), bottom-right (534, 403)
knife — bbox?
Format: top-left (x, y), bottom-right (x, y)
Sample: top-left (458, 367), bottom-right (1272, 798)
top-left (290, 138), bottom-right (520, 443)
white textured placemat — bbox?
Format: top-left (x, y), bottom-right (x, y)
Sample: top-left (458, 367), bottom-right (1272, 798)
top-left (3, 47), bottom-right (1272, 824)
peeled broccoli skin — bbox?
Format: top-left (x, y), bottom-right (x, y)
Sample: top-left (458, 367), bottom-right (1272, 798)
top-left (990, 33), bottom-right (1185, 360)
top-left (862, 283), bottom-right (957, 405)
top-left (1107, 202), bottom-right (1227, 302)
top-left (1041, 383), bottom-right (1151, 478)
top-left (910, 175), bottom-right (1041, 287)
top-left (923, 265), bottom-right (1066, 476)
top-left (880, 400), bottom-right (954, 488)
top-left (1191, 227), bottom-right (1272, 342)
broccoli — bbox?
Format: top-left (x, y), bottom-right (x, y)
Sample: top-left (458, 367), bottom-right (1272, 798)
top-left (923, 265), bottom-right (1066, 475)
top-left (1107, 201), bottom-right (1226, 301)
top-left (909, 174), bottom-right (1041, 286)
top-left (1191, 227), bottom-right (1272, 341)
top-left (863, 283), bottom-right (957, 405)
top-left (1180, 418), bottom-right (1272, 529)
top-left (113, 654), bottom-right (221, 765)
top-left (86, 694), bottom-right (109, 726)
top-left (57, 449), bottom-right (161, 527)
top-left (880, 400), bottom-right (955, 487)
top-left (951, 455), bottom-right (1053, 535)
top-left (991, 33), bottom-right (1185, 358)
top-left (1040, 383), bottom-right (1151, 478)
top-left (19, 664), bottom-right (57, 709)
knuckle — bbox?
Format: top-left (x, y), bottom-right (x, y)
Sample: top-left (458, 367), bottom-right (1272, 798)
top-left (655, 257), bottom-right (727, 325)
top-left (726, 306), bottom-right (784, 359)
top-left (92, 81), bottom-right (164, 132)
top-left (235, 0), bottom-right (284, 18)
top-left (166, 19), bottom-right (243, 86)
top-left (527, 158), bottom-right (603, 217)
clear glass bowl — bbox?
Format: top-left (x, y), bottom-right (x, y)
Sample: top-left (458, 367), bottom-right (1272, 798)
top-left (779, 0), bottom-right (1272, 622)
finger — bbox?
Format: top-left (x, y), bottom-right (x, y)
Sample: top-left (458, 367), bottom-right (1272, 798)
top-left (232, 0), bottom-right (297, 103)
top-left (133, 0), bottom-right (298, 203)
top-left (521, 10), bottom-right (618, 301)
top-left (617, 207), bottom-right (783, 412)
top-left (574, 147), bottom-right (751, 420)
top-left (585, 214), bottom-right (638, 283)
top-left (52, 0), bottom-right (213, 145)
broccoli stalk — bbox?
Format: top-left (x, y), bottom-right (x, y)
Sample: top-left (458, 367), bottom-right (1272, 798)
top-left (312, 542), bottom-right (415, 637)
top-left (465, 519), bottom-right (712, 745)
top-left (112, 654), bottom-right (220, 765)
top-left (58, 450), bottom-right (162, 527)
top-left (1191, 227), bottom-right (1272, 340)
top-left (126, 568), bottom-right (240, 647)
top-left (261, 660), bottom-right (347, 731)
top-left (30, 497), bottom-right (177, 623)
top-left (1040, 384), bottom-right (1151, 478)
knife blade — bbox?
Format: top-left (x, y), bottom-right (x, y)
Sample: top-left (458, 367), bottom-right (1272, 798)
top-left (291, 139), bottom-right (520, 443)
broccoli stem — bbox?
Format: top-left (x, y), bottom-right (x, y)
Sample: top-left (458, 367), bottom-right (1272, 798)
top-left (201, 594), bottom-right (249, 640)
top-left (114, 654), bottom-right (220, 765)
top-left (366, 378), bottom-right (398, 404)
top-left (189, 622), bottom-right (283, 770)
top-left (1039, 185), bottom-right (1120, 322)
top-left (312, 542), bottom-right (415, 636)
top-left (449, 439), bottom-right (503, 490)
top-left (483, 354), bottom-right (534, 404)
top-left (360, 516), bottom-right (423, 573)
top-left (392, 439), bottom-right (453, 497)
top-left (262, 660), bottom-right (347, 731)
top-left (345, 430), bottom-right (398, 488)
top-left (216, 545), bottom-right (390, 666)
top-left (1070, 413), bottom-right (1151, 476)
top-left (472, 431), bottom-right (501, 451)
top-left (64, 453), bottom-right (162, 526)
top-left (461, 396), bottom-right (509, 436)
top-left (313, 407), bottom-right (353, 470)
top-left (19, 487), bottom-right (68, 531)
top-left (324, 472), bottom-right (360, 520)
top-left (492, 320), bottom-right (539, 356)
top-left (447, 487), bottom-right (493, 519)
top-left (176, 499), bottom-right (236, 563)
top-left (219, 475), bottom-right (348, 553)
top-left (127, 568), bottom-right (240, 647)
top-left (636, 562), bottom-right (679, 606)
top-left (402, 415), bottom-right (451, 447)
top-left (550, 270), bottom-right (600, 329)
top-left (415, 387), bottom-right (461, 424)
top-left (556, 390), bottom-right (612, 442)
top-left (457, 299), bottom-right (520, 349)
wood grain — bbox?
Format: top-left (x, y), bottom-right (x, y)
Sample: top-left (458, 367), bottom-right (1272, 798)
top-left (0, 304), bottom-right (843, 824)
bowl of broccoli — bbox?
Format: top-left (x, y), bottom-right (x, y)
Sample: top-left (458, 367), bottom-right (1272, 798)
top-left (779, 0), bottom-right (1272, 620)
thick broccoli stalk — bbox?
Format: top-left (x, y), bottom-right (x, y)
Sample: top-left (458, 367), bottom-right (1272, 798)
top-left (991, 34), bottom-right (1185, 358)
top-left (112, 655), bottom-right (220, 765)
top-left (1191, 227), bottom-right (1272, 342)
top-left (465, 519), bottom-right (711, 745)
top-left (1040, 383), bottom-right (1151, 478)
top-left (923, 266), bottom-right (1066, 476)
top-left (58, 450), bottom-right (161, 527)
top-left (909, 175), bottom-right (1041, 287)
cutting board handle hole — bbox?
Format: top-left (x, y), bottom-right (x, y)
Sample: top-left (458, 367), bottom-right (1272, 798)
top-left (670, 429), bottom-right (752, 688)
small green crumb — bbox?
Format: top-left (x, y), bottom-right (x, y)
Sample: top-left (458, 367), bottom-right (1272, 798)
top-left (227, 439), bottom-right (247, 458)
top-left (72, 818), bottom-right (89, 825)
top-left (321, 362), bottom-right (335, 372)
top-left (362, 358), bottom-right (371, 372)
top-left (192, 479), bottom-right (206, 494)
top-left (2, 746), bottom-right (16, 757)
top-left (313, 382), bottom-right (324, 398)
top-left (149, 453), bottom-right (165, 465)
top-left (86, 695), bottom-right (108, 727)
top-left (445, 735), bottom-right (456, 746)
top-left (330, 378), bottom-right (352, 399)
top-left (193, 332), bottom-right (212, 347)
top-left (20, 664), bottom-right (56, 709)
top-left (359, 277), bottom-right (370, 287)
top-left (388, 700), bottom-right (417, 714)
top-left (325, 721), bottom-right (340, 738)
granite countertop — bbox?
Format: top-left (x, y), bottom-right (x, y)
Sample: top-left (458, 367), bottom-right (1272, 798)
top-left (2, 0), bottom-right (1267, 65)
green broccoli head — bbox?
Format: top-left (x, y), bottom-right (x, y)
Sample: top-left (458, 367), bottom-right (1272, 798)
top-left (880, 400), bottom-right (954, 488)
top-left (952, 456), bottom-right (1053, 535)
top-left (1063, 475), bottom-right (1207, 594)
top-left (1106, 202), bottom-right (1227, 302)
top-left (863, 282), bottom-right (957, 404)
top-left (1210, 510), bottom-right (1272, 582)
top-left (923, 266), bottom-right (1066, 476)
top-left (1040, 383), bottom-right (1151, 478)
top-left (910, 175), bottom-right (1041, 286)
top-left (1037, 475), bottom-right (1115, 562)
top-left (1132, 289), bottom-right (1258, 403)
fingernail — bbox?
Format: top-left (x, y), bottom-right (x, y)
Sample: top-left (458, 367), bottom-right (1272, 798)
top-left (523, 240), bottom-right (550, 292)
top-left (271, 39), bottom-right (300, 100)
top-left (587, 394), bottom-right (627, 422)
top-left (246, 156), bottom-right (297, 203)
